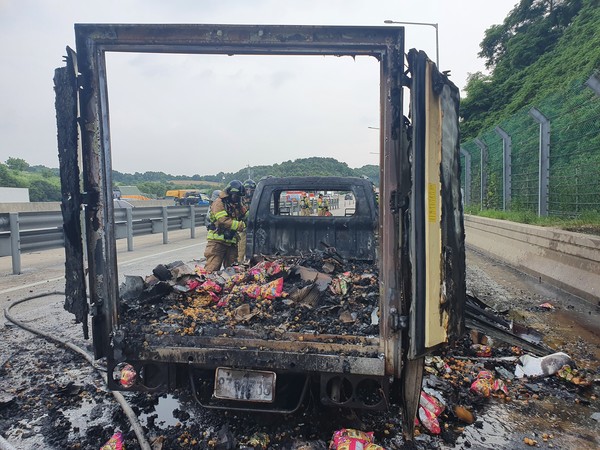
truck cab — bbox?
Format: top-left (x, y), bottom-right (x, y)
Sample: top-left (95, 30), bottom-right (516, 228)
top-left (246, 176), bottom-right (378, 261)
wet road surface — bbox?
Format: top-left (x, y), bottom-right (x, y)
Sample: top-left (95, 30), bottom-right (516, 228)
top-left (0, 238), bottom-right (598, 449)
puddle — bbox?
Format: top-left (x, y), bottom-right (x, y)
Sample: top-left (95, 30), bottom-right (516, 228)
top-left (436, 403), bottom-right (512, 449)
top-left (139, 394), bottom-right (181, 428)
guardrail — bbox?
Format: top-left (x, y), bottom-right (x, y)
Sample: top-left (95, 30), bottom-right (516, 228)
top-left (0, 205), bottom-right (208, 274)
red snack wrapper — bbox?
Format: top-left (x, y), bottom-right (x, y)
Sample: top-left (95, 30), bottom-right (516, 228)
top-left (420, 390), bottom-right (445, 416)
top-left (187, 279), bottom-right (200, 290)
top-left (259, 277), bottom-right (284, 300)
top-left (470, 370), bottom-right (509, 397)
top-left (476, 370), bottom-right (493, 380)
top-left (493, 378), bottom-right (509, 395)
top-left (239, 283), bottom-right (262, 299)
top-left (335, 439), bottom-right (368, 450)
top-left (470, 378), bottom-right (492, 397)
top-left (119, 364), bottom-right (136, 388)
top-left (216, 294), bottom-right (233, 307)
top-left (239, 278), bottom-right (284, 300)
top-left (101, 431), bottom-right (125, 450)
top-left (248, 260), bottom-right (285, 282)
top-left (470, 344), bottom-right (492, 357)
top-left (418, 406), bottom-right (441, 435)
top-left (364, 444), bottom-right (385, 450)
top-left (200, 280), bottom-right (222, 293)
top-left (330, 429), bottom-right (374, 450)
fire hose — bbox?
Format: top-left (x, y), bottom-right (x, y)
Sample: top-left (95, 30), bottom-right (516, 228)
top-left (3, 291), bottom-right (152, 450)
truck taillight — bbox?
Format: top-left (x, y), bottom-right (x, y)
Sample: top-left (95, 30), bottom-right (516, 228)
top-left (113, 363), bottom-right (137, 388)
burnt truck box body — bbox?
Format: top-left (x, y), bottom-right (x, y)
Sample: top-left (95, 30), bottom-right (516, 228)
top-left (55, 23), bottom-right (465, 419)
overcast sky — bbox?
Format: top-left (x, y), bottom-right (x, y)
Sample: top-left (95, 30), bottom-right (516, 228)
top-left (0, 0), bottom-right (518, 177)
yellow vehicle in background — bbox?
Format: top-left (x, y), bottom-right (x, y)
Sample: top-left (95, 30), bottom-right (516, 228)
top-left (165, 189), bottom-right (201, 200)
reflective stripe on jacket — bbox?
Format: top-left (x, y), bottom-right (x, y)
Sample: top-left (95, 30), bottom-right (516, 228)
top-left (207, 196), bottom-right (246, 245)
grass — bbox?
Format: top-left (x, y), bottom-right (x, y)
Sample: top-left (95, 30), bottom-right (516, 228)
top-left (464, 207), bottom-right (600, 236)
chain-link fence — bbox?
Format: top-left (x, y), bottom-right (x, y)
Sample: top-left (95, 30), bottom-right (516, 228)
top-left (460, 72), bottom-right (600, 217)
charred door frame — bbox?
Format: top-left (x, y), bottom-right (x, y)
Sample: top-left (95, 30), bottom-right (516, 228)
top-left (74, 24), bottom-right (407, 374)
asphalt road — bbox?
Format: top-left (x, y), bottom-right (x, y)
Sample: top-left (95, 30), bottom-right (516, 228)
top-left (0, 228), bottom-right (209, 299)
top-left (1, 230), bottom-right (599, 449)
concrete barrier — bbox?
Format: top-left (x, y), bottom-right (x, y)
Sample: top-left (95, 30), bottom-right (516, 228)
top-left (465, 215), bottom-right (600, 304)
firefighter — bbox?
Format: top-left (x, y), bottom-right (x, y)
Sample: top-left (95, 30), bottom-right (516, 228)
top-left (237, 179), bottom-right (256, 263)
top-left (204, 180), bottom-right (247, 272)
top-left (204, 190), bottom-right (221, 229)
top-left (317, 193), bottom-right (330, 216)
top-left (300, 193), bottom-right (312, 216)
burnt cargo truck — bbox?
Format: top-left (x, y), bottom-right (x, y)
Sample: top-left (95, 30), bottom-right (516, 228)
top-left (54, 24), bottom-right (465, 438)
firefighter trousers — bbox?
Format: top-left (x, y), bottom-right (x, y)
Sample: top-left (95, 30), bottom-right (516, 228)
top-left (204, 240), bottom-right (238, 272)
top-left (237, 230), bottom-right (247, 263)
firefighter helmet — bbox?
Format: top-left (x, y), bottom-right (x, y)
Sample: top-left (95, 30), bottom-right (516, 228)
top-left (243, 179), bottom-right (256, 190)
top-left (224, 180), bottom-right (245, 198)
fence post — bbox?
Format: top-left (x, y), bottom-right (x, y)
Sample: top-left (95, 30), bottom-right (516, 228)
top-left (126, 207), bottom-right (134, 251)
top-left (495, 126), bottom-right (512, 211)
top-left (584, 72), bottom-right (600, 96)
top-left (460, 147), bottom-right (471, 206)
top-left (529, 107), bottom-right (550, 217)
top-left (189, 206), bottom-right (196, 239)
top-left (474, 138), bottom-right (488, 210)
top-left (9, 212), bottom-right (21, 275)
top-left (162, 207), bottom-right (169, 244)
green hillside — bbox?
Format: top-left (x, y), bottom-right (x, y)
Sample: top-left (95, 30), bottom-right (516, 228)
top-left (0, 157), bottom-right (379, 201)
top-left (461, 0), bottom-right (600, 138)
top-left (460, 0), bottom-right (600, 219)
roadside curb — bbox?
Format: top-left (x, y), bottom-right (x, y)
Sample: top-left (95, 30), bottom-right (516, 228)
top-left (465, 215), bottom-right (600, 304)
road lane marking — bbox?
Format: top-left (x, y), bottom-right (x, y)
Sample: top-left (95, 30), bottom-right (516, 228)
top-left (0, 241), bottom-right (208, 295)
top-left (0, 276), bottom-right (66, 295)
top-left (118, 241), bottom-right (207, 266)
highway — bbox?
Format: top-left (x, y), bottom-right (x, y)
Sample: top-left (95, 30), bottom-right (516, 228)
top-left (0, 223), bottom-right (600, 449)
top-left (0, 228), bottom-right (209, 297)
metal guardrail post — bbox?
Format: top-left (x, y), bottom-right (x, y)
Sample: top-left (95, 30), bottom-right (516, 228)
top-left (1, 205), bottom-right (208, 274)
top-left (529, 107), bottom-right (550, 217)
top-left (162, 207), bottom-right (169, 244)
top-left (495, 126), bottom-right (512, 211)
top-left (126, 207), bottom-right (134, 251)
top-left (474, 138), bottom-right (488, 210)
top-left (9, 213), bottom-right (21, 274)
top-left (460, 147), bottom-right (471, 206)
top-left (190, 206), bottom-right (196, 239)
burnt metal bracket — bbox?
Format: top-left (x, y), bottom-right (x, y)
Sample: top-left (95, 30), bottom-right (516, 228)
top-left (80, 191), bottom-right (99, 206)
top-left (389, 308), bottom-right (408, 332)
top-left (389, 190), bottom-right (406, 214)
top-left (111, 329), bottom-right (127, 362)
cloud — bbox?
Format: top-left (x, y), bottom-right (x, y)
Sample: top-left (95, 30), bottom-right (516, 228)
top-left (0, 0), bottom-right (518, 176)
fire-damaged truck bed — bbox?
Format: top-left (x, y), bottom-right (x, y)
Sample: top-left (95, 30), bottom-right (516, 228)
top-left (120, 255), bottom-right (381, 352)
top-left (120, 176), bottom-right (381, 349)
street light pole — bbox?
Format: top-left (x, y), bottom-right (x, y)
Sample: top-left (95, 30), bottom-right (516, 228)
top-left (383, 19), bottom-right (439, 67)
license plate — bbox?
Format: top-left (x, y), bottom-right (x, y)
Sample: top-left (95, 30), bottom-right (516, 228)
top-left (214, 368), bottom-right (276, 403)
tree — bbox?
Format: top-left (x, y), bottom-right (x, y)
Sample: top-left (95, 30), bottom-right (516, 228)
top-left (460, 72), bottom-right (496, 139)
top-left (137, 181), bottom-right (172, 198)
top-left (0, 163), bottom-right (29, 188)
top-left (5, 157), bottom-right (30, 172)
top-left (29, 178), bottom-right (61, 201)
top-left (478, 0), bottom-right (583, 70)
